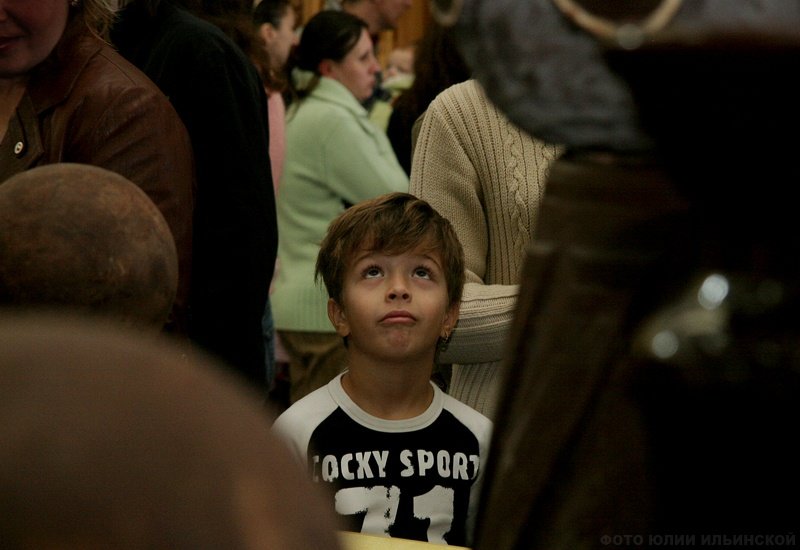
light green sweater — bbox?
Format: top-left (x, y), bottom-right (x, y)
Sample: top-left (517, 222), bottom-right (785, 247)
top-left (272, 77), bottom-right (409, 333)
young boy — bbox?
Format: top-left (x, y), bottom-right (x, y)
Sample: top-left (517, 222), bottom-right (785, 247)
top-left (273, 193), bottom-right (492, 546)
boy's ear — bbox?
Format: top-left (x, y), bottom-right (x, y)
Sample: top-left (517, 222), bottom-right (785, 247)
top-left (440, 302), bottom-right (460, 339)
top-left (327, 298), bottom-right (351, 338)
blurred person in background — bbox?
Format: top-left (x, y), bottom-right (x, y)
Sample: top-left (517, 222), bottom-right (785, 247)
top-left (0, 0), bottom-right (194, 335)
top-left (272, 10), bottom-right (408, 404)
top-left (0, 313), bottom-right (342, 549)
top-left (0, 163), bottom-right (178, 330)
top-left (253, 0), bottom-right (300, 398)
top-left (112, 0), bottom-right (277, 393)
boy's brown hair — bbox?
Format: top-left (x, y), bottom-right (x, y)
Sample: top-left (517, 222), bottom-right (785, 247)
top-left (316, 193), bottom-right (465, 309)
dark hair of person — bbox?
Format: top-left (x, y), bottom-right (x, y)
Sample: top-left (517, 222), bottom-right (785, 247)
top-left (169, 0), bottom-right (272, 79)
top-left (290, 10), bottom-right (368, 100)
top-left (392, 21), bottom-right (471, 126)
top-left (316, 193), bottom-right (465, 311)
top-left (252, 0), bottom-right (295, 92)
top-left (253, 0), bottom-right (293, 31)
top-left (385, 20), bottom-right (471, 174)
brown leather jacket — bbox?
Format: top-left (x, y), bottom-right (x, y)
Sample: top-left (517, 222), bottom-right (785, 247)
top-left (0, 17), bottom-right (194, 333)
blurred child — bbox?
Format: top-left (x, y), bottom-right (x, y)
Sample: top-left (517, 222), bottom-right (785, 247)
top-left (273, 193), bottom-right (492, 546)
top-left (369, 45), bottom-right (415, 130)
top-left (384, 44), bottom-right (415, 83)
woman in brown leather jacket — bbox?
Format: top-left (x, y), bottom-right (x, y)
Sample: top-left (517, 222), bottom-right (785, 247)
top-left (0, 0), bottom-right (194, 333)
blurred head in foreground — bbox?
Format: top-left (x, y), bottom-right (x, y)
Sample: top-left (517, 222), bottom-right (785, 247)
top-left (0, 314), bottom-right (341, 549)
top-left (0, 163), bottom-right (178, 328)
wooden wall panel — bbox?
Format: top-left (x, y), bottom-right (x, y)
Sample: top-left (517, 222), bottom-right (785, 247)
top-left (297, 0), bottom-right (325, 24)
top-left (395, 0), bottom-right (432, 48)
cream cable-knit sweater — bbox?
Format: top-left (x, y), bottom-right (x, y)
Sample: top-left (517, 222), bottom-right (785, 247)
top-left (410, 80), bottom-right (561, 419)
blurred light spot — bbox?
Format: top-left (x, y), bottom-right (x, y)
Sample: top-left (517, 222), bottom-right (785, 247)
top-left (698, 274), bottom-right (729, 310)
top-left (617, 24), bottom-right (645, 50)
top-left (652, 330), bottom-right (679, 359)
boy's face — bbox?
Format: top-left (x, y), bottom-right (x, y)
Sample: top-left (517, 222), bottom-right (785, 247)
top-left (328, 245), bottom-right (458, 364)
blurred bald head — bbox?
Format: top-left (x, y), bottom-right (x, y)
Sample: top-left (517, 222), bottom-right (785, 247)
top-left (0, 314), bottom-right (341, 549)
top-left (0, 164), bottom-right (178, 327)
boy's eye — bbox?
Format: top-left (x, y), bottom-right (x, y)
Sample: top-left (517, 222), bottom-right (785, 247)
top-left (413, 267), bottom-right (431, 279)
top-left (363, 266), bottom-right (383, 278)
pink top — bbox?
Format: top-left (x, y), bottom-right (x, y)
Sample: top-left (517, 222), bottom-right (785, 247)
top-left (266, 89), bottom-right (286, 192)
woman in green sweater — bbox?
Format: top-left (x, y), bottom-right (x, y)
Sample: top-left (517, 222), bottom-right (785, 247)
top-left (272, 10), bottom-right (409, 404)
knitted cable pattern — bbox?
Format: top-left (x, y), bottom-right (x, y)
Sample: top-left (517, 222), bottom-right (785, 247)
top-left (411, 80), bottom-right (562, 418)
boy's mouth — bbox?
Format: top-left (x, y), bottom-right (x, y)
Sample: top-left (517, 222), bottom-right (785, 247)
top-left (380, 310), bottom-right (416, 324)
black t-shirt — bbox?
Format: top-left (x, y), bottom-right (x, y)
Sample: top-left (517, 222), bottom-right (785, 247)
top-left (273, 373), bottom-right (492, 546)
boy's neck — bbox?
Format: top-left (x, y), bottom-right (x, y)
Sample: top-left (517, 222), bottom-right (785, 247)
top-left (341, 355), bottom-right (435, 420)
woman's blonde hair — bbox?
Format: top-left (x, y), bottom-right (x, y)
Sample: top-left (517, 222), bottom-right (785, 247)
top-left (75, 0), bottom-right (118, 41)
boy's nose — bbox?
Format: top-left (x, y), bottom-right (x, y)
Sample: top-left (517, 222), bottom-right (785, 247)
top-left (388, 289), bottom-right (410, 301)
top-left (387, 278), bottom-right (410, 301)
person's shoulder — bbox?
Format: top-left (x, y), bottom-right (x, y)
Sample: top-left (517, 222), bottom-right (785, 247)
top-left (47, 22), bottom-right (161, 101)
top-left (291, 95), bottom-right (350, 121)
top-left (440, 392), bottom-right (493, 437)
top-left (58, 39), bottom-right (170, 118)
top-left (273, 383), bottom-right (339, 435)
top-left (427, 79), bottom-right (484, 115)
top-left (146, 8), bottom-right (254, 74)
top-left (444, 79), bottom-right (482, 98)
top-left (154, 7), bottom-right (232, 55)
top-left (272, 383), bottom-right (340, 464)
top-left (288, 96), bottom-right (358, 145)
top-left (309, 79), bottom-right (368, 117)
top-left (91, 44), bottom-right (166, 94)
